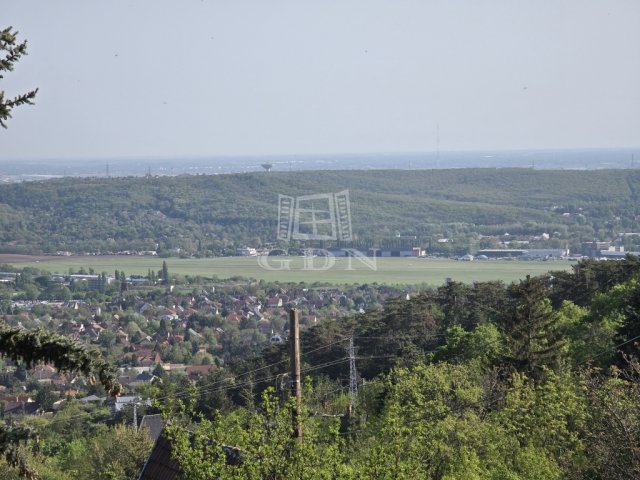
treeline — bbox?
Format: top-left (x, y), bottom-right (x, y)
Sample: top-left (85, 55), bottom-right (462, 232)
top-left (159, 256), bottom-right (640, 479)
top-left (0, 169), bottom-right (638, 255)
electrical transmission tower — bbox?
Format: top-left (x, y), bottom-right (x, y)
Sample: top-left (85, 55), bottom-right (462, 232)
top-left (348, 337), bottom-right (358, 414)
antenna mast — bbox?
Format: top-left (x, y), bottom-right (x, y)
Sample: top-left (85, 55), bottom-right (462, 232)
top-left (436, 122), bottom-right (440, 168)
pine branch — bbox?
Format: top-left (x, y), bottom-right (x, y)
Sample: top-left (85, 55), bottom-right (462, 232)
top-left (4, 89), bottom-right (37, 108)
top-left (0, 26), bottom-right (38, 128)
top-left (0, 322), bottom-right (121, 396)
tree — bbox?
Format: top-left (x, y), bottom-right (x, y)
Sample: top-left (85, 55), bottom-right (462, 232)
top-left (166, 387), bottom-right (346, 480)
top-left (499, 275), bottom-right (565, 380)
top-left (582, 359), bottom-right (640, 479)
top-left (0, 424), bottom-right (39, 479)
top-left (0, 27), bottom-right (38, 128)
top-left (86, 425), bottom-right (153, 480)
top-left (119, 270), bottom-right (127, 292)
top-left (614, 279), bottom-right (640, 364)
top-left (161, 261), bottom-right (169, 285)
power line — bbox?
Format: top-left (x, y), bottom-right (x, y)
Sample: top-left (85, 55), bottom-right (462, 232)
top-left (47, 358), bottom-right (351, 427)
top-left (46, 342), bottom-right (348, 427)
top-left (44, 320), bottom-right (640, 428)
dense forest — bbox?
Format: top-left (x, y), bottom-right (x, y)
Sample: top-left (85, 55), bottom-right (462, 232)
top-left (0, 169), bottom-right (639, 255)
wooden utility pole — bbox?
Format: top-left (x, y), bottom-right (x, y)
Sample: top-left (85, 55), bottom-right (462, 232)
top-left (289, 308), bottom-right (302, 441)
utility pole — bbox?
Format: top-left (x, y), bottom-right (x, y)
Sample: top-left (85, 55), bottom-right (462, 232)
top-left (133, 401), bottom-right (138, 430)
top-left (289, 309), bottom-right (302, 441)
top-left (348, 337), bottom-right (358, 415)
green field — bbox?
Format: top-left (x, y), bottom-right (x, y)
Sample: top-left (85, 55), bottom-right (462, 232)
top-left (0, 255), bottom-right (574, 286)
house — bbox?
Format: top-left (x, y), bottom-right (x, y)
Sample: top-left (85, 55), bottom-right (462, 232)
top-left (270, 333), bottom-right (284, 344)
top-left (226, 312), bottom-right (242, 322)
top-left (139, 414), bottom-right (164, 442)
top-left (138, 431), bottom-right (244, 479)
top-left (110, 396), bottom-right (150, 414)
top-left (0, 395), bottom-right (34, 404)
top-left (266, 297), bottom-right (283, 308)
top-left (1, 396), bottom-right (37, 416)
top-left (185, 365), bottom-right (217, 379)
top-left (236, 246), bottom-right (257, 256)
top-left (137, 434), bottom-right (181, 480)
top-left (127, 371), bottom-right (158, 388)
top-left (79, 394), bottom-right (106, 404)
top-left (132, 351), bottom-right (162, 367)
top-left (3, 400), bottom-right (39, 416)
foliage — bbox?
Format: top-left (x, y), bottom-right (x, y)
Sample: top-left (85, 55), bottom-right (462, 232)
top-left (166, 386), bottom-right (347, 480)
top-left (581, 359), bottom-right (640, 479)
top-left (0, 27), bottom-right (38, 128)
top-left (0, 425), bottom-right (38, 479)
top-left (0, 321), bottom-right (121, 477)
top-left (499, 276), bottom-right (565, 379)
top-left (0, 323), bottom-right (120, 396)
top-left (0, 169), bottom-right (639, 254)
top-left (3, 423), bottom-right (153, 480)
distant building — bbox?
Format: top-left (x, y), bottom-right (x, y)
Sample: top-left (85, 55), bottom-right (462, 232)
top-left (474, 249), bottom-right (526, 259)
top-left (582, 241), bottom-right (630, 259)
top-left (0, 272), bottom-right (17, 284)
top-left (68, 274), bottom-right (114, 290)
top-left (369, 249), bottom-right (423, 257)
top-left (477, 249), bottom-right (569, 259)
top-left (236, 247), bottom-right (257, 256)
top-left (582, 241), bottom-right (613, 258)
top-left (519, 249), bottom-right (569, 260)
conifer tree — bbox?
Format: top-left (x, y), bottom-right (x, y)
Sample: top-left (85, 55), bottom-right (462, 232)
top-left (0, 27), bottom-right (38, 128)
top-left (0, 28), bottom-right (120, 478)
top-left (162, 261), bottom-right (169, 285)
top-left (499, 275), bottom-right (564, 380)
top-left (0, 28), bottom-right (120, 392)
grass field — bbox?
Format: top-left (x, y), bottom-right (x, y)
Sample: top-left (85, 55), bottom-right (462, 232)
top-left (0, 255), bottom-right (574, 286)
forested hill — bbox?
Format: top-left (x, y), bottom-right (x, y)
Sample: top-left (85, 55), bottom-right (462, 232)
top-left (0, 168), bottom-right (639, 254)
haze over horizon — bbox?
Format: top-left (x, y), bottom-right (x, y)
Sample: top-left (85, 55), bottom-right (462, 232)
top-left (2, 0), bottom-right (639, 161)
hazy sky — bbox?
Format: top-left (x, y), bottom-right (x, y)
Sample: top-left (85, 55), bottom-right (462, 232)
top-left (2, 0), bottom-right (639, 160)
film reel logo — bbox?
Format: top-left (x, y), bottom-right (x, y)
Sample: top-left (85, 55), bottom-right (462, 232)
top-left (277, 190), bottom-right (352, 242)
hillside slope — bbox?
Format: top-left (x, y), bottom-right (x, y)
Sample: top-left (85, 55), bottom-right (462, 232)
top-left (0, 169), bottom-right (638, 254)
